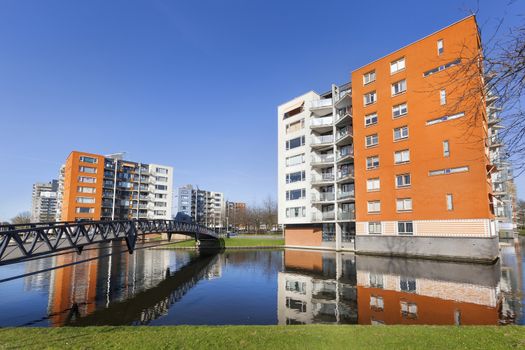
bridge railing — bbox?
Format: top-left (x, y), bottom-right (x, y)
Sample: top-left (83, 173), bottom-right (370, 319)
top-left (0, 219), bottom-right (219, 265)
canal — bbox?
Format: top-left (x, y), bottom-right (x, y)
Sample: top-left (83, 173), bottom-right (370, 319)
top-left (0, 239), bottom-right (523, 326)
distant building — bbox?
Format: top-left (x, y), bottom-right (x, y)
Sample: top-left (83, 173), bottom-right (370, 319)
top-left (31, 180), bottom-right (59, 222)
top-left (176, 185), bottom-right (225, 228)
top-left (59, 151), bottom-right (173, 221)
top-left (226, 201), bottom-right (246, 230)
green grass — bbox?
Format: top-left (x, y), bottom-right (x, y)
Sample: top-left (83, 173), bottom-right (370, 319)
top-left (519, 229), bottom-right (525, 236)
top-left (166, 237), bottom-right (284, 248)
top-left (0, 325), bottom-right (523, 349)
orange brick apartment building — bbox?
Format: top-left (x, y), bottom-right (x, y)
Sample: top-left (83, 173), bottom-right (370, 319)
top-left (277, 16), bottom-right (499, 261)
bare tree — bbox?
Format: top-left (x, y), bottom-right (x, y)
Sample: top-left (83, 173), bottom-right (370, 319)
top-left (11, 211), bottom-right (32, 225)
top-left (262, 195), bottom-right (277, 232)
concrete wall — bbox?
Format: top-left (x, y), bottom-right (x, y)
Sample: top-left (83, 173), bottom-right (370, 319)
top-left (355, 235), bottom-right (499, 262)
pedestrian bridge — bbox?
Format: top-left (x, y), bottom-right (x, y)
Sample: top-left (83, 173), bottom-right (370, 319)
top-left (0, 219), bottom-right (222, 265)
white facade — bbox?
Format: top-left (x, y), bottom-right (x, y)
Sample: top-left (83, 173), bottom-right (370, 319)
top-left (31, 180), bottom-right (59, 223)
top-left (148, 164), bottom-right (174, 220)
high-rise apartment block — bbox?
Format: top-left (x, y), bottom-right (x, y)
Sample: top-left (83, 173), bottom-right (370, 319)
top-left (31, 180), bottom-right (59, 222)
top-left (176, 185), bottom-right (226, 228)
top-left (278, 16), bottom-right (510, 261)
top-left (59, 151), bottom-right (173, 221)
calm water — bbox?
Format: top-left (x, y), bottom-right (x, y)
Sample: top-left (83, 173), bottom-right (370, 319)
top-left (0, 239), bottom-right (523, 327)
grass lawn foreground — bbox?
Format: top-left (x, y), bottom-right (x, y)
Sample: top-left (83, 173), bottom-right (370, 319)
top-left (0, 325), bottom-right (524, 349)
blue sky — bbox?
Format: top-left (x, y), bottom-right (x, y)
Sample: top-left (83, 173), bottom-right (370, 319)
top-left (0, 0), bottom-right (523, 221)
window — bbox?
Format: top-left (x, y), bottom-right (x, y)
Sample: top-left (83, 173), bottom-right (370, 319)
top-left (363, 70), bottom-right (376, 85)
top-left (391, 79), bottom-right (407, 96)
top-left (79, 156), bottom-right (97, 164)
top-left (155, 185), bottom-right (168, 190)
top-left (443, 140), bottom-right (450, 157)
top-left (396, 198), bottom-right (412, 212)
top-left (367, 201), bottom-right (381, 213)
top-left (286, 154), bottom-right (305, 167)
top-left (397, 221), bottom-right (414, 235)
top-left (394, 149), bottom-right (410, 164)
top-left (390, 57), bottom-right (405, 74)
top-left (365, 113), bottom-right (378, 127)
top-left (286, 136), bottom-right (305, 150)
top-left (429, 166), bottom-right (469, 176)
top-left (364, 91), bottom-right (377, 105)
top-left (369, 273), bottom-right (384, 288)
top-left (78, 176), bottom-right (96, 184)
top-left (401, 301), bottom-right (418, 318)
top-left (446, 194), bottom-right (454, 211)
top-left (286, 119), bottom-right (305, 134)
top-left (392, 103), bottom-right (408, 118)
top-left (155, 194), bottom-right (167, 199)
top-left (156, 176), bottom-right (168, 182)
top-left (393, 126), bottom-right (409, 141)
top-left (366, 156), bottom-right (379, 170)
top-left (426, 112), bottom-right (465, 126)
top-left (155, 202), bottom-right (167, 207)
top-left (437, 39), bottom-right (444, 55)
top-left (155, 167), bottom-right (168, 174)
top-left (367, 178), bottom-right (380, 192)
top-left (76, 207), bottom-right (94, 214)
top-left (286, 189), bottom-right (306, 201)
top-left (154, 210), bottom-right (167, 216)
top-left (440, 89), bottom-right (446, 105)
top-left (286, 280), bottom-right (306, 294)
top-left (286, 171), bottom-right (305, 184)
top-left (423, 59), bottom-right (461, 77)
top-left (79, 166), bottom-right (96, 174)
top-left (366, 134), bottom-right (379, 147)
top-left (400, 277), bottom-right (417, 292)
top-left (370, 296), bottom-right (384, 310)
top-left (77, 186), bottom-right (96, 194)
top-left (76, 197), bottom-right (95, 204)
top-left (396, 174), bottom-right (411, 188)
top-left (286, 298), bottom-right (307, 312)
top-left (285, 207), bottom-right (306, 218)
top-left (368, 222), bottom-right (382, 234)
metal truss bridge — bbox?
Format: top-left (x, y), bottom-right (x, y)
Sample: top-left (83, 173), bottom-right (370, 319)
top-left (0, 219), bottom-right (220, 265)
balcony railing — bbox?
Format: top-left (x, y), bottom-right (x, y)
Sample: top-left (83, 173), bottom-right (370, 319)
top-left (312, 211), bottom-right (335, 221)
top-left (338, 191), bottom-right (355, 199)
top-left (338, 147), bottom-right (354, 159)
top-left (311, 116), bottom-right (333, 128)
top-left (336, 127), bottom-right (353, 141)
top-left (336, 107), bottom-right (352, 121)
top-left (338, 211), bottom-right (355, 220)
top-left (312, 173), bottom-right (335, 182)
top-left (337, 170), bottom-right (354, 180)
top-left (311, 134), bottom-right (334, 145)
top-left (312, 192), bottom-right (335, 202)
top-left (311, 154), bottom-right (334, 164)
top-left (311, 98), bottom-right (333, 109)
top-left (489, 135), bottom-right (503, 146)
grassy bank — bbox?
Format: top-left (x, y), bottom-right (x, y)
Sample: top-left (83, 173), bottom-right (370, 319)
top-left (0, 325), bottom-right (523, 349)
top-left (166, 237), bottom-right (284, 248)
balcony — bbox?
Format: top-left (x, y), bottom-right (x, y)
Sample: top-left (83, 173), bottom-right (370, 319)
top-left (311, 154), bottom-right (334, 167)
top-left (311, 173), bottom-right (335, 185)
top-left (310, 116), bottom-right (333, 131)
top-left (489, 135), bottom-right (503, 148)
top-left (311, 134), bottom-right (334, 148)
top-left (337, 170), bottom-right (354, 182)
top-left (338, 191), bottom-right (355, 200)
top-left (337, 147), bottom-right (354, 162)
top-left (312, 211), bottom-right (335, 222)
top-left (336, 106), bottom-right (352, 124)
top-left (338, 211), bottom-right (355, 221)
top-left (310, 98), bottom-right (333, 111)
top-left (312, 192), bottom-right (335, 202)
top-left (336, 127), bottom-right (353, 144)
top-left (334, 90), bottom-right (351, 107)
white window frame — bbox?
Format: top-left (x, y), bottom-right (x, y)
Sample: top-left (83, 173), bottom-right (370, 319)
top-left (446, 194), bottom-right (454, 211)
top-left (396, 198), bottom-right (412, 212)
top-left (364, 91), bottom-right (377, 106)
top-left (397, 221), bottom-right (414, 235)
top-left (443, 140), bottom-right (450, 157)
top-left (363, 70), bottom-right (376, 85)
top-left (368, 222), bottom-right (382, 234)
top-left (391, 79), bottom-right (407, 96)
top-left (365, 134), bottom-right (379, 148)
top-left (396, 173), bottom-right (411, 188)
top-left (393, 126), bottom-right (409, 141)
top-left (367, 201), bottom-right (381, 213)
top-left (437, 39), bottom-right (444, 55)
top-left (366, 178), bottom-right (380, 192)
top-left (286, 154), bottom-right (305, 167)
top-left (390, 57), bottom-right (405, 74)
top-left (392, 103), bottom-right (408, 118)
top-left (429, 166), bottom-right (469, 176)
top-left (365, 113), bottom-right (378, 127)
top-left (440, 89), bottom-right (447, 105)
top-left (366, 156), bottom-right (379, 170)
top-left (394, 149), bottom-right (410, 164)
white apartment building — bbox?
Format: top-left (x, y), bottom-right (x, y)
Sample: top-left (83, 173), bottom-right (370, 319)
top-left (31, 180), bottom-right (59, 222)
top-left (278, 83), bottom-right (355, 250)
top-left (149, 163), bottom-right (174, 220)
top-left (177, 185), bottom-right (225, 228)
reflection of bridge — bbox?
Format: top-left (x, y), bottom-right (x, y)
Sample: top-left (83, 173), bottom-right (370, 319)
top-left (65, 252), bottom-right (219, 326)
top-left (0, 220), bottom-right (221, 265)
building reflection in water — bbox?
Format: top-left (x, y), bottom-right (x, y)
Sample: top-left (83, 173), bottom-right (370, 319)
top-left (278, 248), bottom-right (521, 325)
top-left (46, 242), bottom-right (200, 326)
